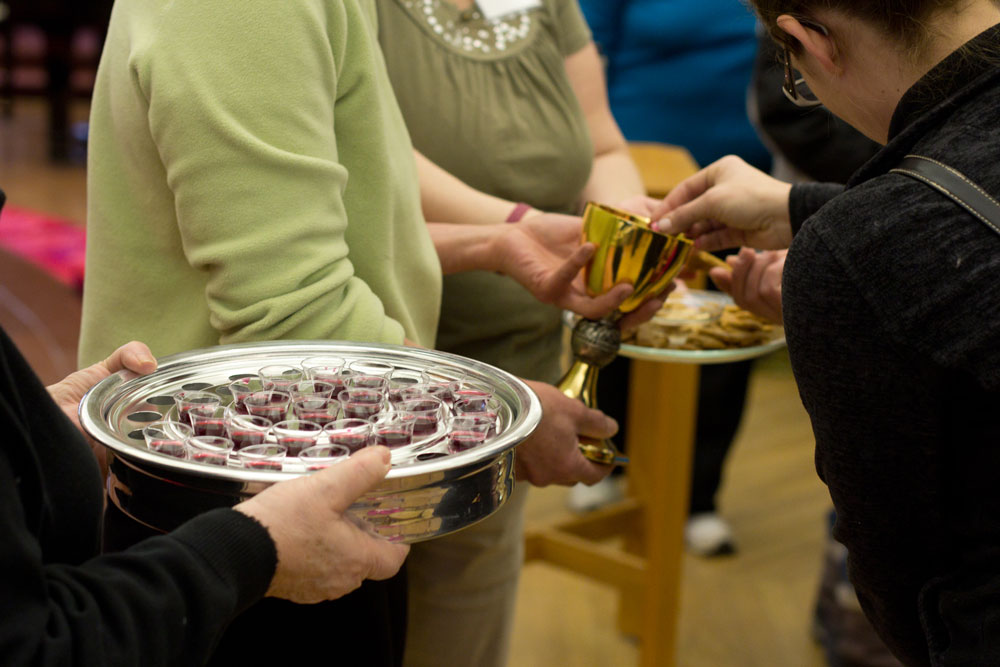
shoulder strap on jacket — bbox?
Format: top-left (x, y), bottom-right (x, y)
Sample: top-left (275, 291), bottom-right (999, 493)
top-left (890, 154), bottom-right (1000, 238)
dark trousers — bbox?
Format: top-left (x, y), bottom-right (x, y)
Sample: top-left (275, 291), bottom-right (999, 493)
top-left (103, 501), bottom-right (407, 666)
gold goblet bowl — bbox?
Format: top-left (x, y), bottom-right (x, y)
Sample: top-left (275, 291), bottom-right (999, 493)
top-left (557, 202), bottom-right (694, 465)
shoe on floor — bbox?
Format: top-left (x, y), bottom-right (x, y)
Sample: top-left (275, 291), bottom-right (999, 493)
top-left (685, 512), bottom-right (737, 557)
top-left (567, 476), bottom-right (623, 513)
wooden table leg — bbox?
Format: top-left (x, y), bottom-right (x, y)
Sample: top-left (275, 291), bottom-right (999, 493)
top-left (524, 357), bottom-right (700, 666)
top-left (624, 359), bottom-right (699, 667)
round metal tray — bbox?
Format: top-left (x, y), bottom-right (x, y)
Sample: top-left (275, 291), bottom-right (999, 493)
top-left (81, 340), bottom-right (542, 543)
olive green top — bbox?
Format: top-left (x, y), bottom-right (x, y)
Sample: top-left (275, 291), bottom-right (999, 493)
top-left (378, 0), bottom-right (594, 382)
top-left (80, 0), bottom-right (441, 365)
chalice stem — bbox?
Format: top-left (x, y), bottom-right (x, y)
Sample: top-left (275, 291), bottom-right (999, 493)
top-left (557, 359), bottom-right (601, 406)
top-left (556, 358), bottom-right (630, 467)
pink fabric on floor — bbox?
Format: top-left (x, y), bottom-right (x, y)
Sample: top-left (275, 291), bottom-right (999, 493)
top-left (0, 207), bottom-right (86, 291)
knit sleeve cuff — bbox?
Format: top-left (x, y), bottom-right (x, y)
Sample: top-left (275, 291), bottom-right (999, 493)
top-left (169, 508), bottom-right (277, 614)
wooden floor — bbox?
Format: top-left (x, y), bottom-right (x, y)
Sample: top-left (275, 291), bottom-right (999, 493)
top-left (512, 351), bottom-right (830, 667)
top-left (2, 99), bottom-right (832, 667)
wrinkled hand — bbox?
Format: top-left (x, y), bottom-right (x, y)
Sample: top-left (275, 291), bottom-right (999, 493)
top-left (236, 446), bottom-right (409, 604)
top-left (47, 341), bottom-right (158, 475)
top-left (515, 380), bottom-right (616, 487)
top-left (494, 211), bottom-right (674, 328)
top-left (650, 155), bottom-right (794, 252)
top-left (710, 247), bottom-right (786, 324)
top-left (493, 213), bottom-right (634, 320)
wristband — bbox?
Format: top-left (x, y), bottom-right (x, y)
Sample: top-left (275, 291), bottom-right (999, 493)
top-left (505, 202), bottom-right (532, 223)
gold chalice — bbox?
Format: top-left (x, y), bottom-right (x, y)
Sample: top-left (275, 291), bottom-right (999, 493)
top-left (557, 202), bottom-right (694, 466)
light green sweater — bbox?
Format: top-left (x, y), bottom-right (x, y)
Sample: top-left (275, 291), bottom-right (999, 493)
top-left (79, 0), bottom-right (441, 365)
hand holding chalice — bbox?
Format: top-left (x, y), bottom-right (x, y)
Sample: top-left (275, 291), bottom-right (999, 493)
top-left (556, 202), bottom-right (694, 466)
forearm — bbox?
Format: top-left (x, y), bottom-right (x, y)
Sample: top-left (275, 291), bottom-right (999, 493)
top-left (415, 150), bottom-right (524, 225)
top-left (426, 222), bottom-right (505, 275)
top-left (565, 43), bottom-right (645, 209)
top-left (579, 145), bottom-right (645, 208)
top-left (3, 490), bottom-right (275, 666)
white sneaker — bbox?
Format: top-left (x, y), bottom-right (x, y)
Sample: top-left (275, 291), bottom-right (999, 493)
top-left (685, 512), bottom-right (736, 557)
top-left (567, 476), bottom-right (623, 513)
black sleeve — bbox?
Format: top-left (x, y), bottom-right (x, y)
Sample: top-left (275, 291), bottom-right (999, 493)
top-left (789, 182), bottom-right (843, 236)
top-left (783, 233), bottom-right (949, 665)
top-left (0, 326), bottom-right (277, 666)
top-left (1, 499), bottom-right (277, 666)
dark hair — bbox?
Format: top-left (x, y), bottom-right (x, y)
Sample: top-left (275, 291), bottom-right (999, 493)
top-left (748, 0), bottom-right (962, 52)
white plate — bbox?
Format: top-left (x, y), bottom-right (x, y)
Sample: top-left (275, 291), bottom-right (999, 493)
top-left (563, 288), bottom-right (787, 365)
top-left (618, 334), bottom-right (785, 365)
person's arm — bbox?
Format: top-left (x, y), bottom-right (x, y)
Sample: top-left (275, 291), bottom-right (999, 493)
top-left (427, 215), bottom-right (664, 326)
top-left (565, 42), bottom-right (646, 208)
top-left (1, 449), bottom-right (403, 666)
top-left (2, 332), bottom-right (405, 665)
top-left (414, 149), bottom-right (642, 319)
top-left (0, 331), bottom-right (277, 666)
top-left (577, 0), bottom-right (627, 65)
top-left (514, 380), bottom-right (617, 486)
top-left (415, 151), bottom-right (529, 225)
top-left (1, 462), bottom-right (276, 666)
top-left (652, 156), bottom-right (796, 251)
top-left (425, 217), bottom-right (636, 321)
top-left (143, 2), bottom-right (406, 347)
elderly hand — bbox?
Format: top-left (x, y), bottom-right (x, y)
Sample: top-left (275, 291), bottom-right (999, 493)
top-left (494, 212), bottom-right (635, 320)
top-left (514, 380), bottom-right (615, 487)
top-left (651, 155), bottom-right (794, 252)
top-left (710, 247), bottom-right (786, 324)
top-left (47, 341), bottom-right (158, 476)
top-left (494, 211), bottom-right (674, 330)
top-left (235, 446), bottom-right (409, 604)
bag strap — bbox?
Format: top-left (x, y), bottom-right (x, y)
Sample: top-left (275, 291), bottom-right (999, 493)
top-left (890, 154), bottom-right (1000, 238)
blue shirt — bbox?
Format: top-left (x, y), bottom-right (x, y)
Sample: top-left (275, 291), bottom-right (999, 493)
top-left (580, 0), bottom-right (771, 170)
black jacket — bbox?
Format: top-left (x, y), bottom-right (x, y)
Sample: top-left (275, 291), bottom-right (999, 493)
top-left (784, 24), bottom-right (1000, 667)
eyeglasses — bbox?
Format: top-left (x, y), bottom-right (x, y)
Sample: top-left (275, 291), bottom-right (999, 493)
top-left (781, 18), bottom-right (828, 108)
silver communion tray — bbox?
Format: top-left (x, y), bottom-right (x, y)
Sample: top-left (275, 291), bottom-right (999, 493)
top-left (80, 340), bottom-right (542, 543)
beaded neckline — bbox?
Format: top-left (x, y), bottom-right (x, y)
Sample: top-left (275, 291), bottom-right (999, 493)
top-left (394, 0), bottom-right (540, 58)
